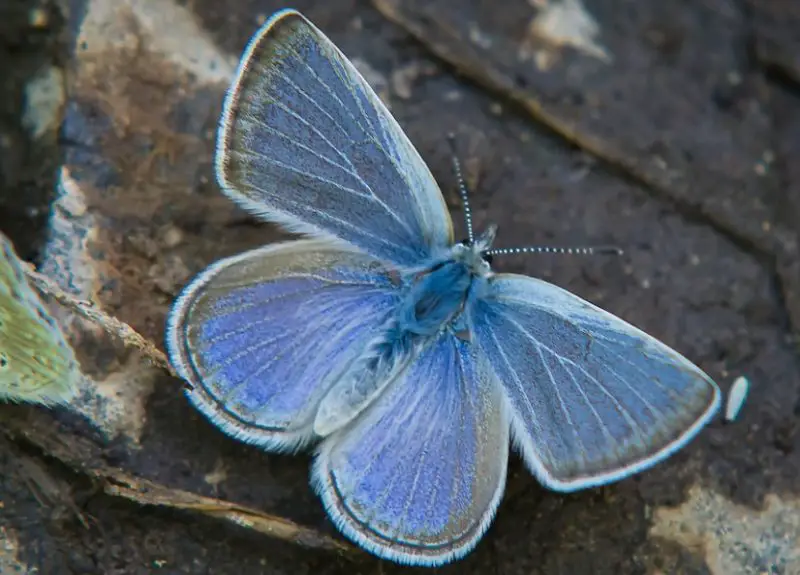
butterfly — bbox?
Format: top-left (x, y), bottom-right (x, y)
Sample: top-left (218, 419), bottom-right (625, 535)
top-left (0, 232), bottom-right (80, 406)
top-left (166, 9), bottom-right (721, 566)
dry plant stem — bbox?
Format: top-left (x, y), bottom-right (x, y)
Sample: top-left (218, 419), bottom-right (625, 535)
top-left (1, 413), bottom-right (359, 558)
top-left (105, 475), bottom-right (357, 556)
top-left (23, 266), bottom-right (180, 380)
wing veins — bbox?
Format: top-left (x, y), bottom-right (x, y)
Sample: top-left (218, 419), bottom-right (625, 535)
top-left (209, 327), bottom-right (307, 403)
top-left (291, 39), bottom-right (423, 207)
top-left (396, 381), bottom-right (445, 540)
top-left (603, 362), bottom-right (668, 423)
top-left (260, 99), bottom-right (388, 209)
top-left (205, 271), bottom-right (384, 291)
top-left (204, 285), bottom-right (332, 324)
top-left (326, 51), bottom-right (382, 146)
top-left (591, 337), bottom-right (688, 405)
top-left (286, 45), bottom-right (371, 137)
top-left (273, 34), bottom-right (443, 256)
top-left (496, 308), bottom-right (646, 438)
top-left (534, 342), bottom-right (588, 462)
top-left (219, 345), bottom-right (294, 405)
top-left (248, 110), bottom-right (363, 180)
top-left (243, 152), bottom-right (376, 201)
top-left (216, 307), bottom-right (372, 410)
top-left (209, 326), bottom-right (303, 372)
top-left (342, 355), bottom-right (431, 490)
top-left (355, 356), bottom-right (436, 537)
top-left (270, 67), bottom-right (354, 141)
top-left (246, 181), bottom-right (411, 255)
top-left (453, 345), bottom-right (481, 533)
top-left (207, 280), bottom-right (387, 318)
top-left (496, 295), bottom-right (707, 407)
top-left (556, 356), bottom-right (621, 450)
top-left (484, 322), bottom-right (556, 463)
top-left (293, 52), bottom-right (424, 239)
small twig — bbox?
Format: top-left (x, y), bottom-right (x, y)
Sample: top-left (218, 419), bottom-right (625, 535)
top-left (23, 267), bottom-right (178, 379)
top-left (1, 413), bottom-right (360, 559)
top-left (104, 476), bottom-right (356, 556)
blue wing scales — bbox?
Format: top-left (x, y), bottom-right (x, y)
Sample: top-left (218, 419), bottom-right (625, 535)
top-left (167, 239), bottom-right (401, 450)
top-left (469, 274), bottom-right (720, 491)
top-left (313, 332), bottom-right (508, 566)
top-left (217, 9), bottom-right (453, 267)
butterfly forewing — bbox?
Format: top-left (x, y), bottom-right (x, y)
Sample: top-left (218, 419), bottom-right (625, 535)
top-left (470, 274), bottom-right (721, 491)
top-left (217, 9), bottom-right (453, 267)
top-left (167, 239), bottom-right (401, 451)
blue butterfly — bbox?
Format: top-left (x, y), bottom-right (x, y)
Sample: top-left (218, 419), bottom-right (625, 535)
top-left (166, 9), bottom-right (721, 566)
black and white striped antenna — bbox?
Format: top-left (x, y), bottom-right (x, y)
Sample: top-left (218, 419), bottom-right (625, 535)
top-left (484, 245), bottom-right (623, 257)
top-left (446, 133), bottom-right (475, 245)
top-left (446, 133), bottom-right (623, 259)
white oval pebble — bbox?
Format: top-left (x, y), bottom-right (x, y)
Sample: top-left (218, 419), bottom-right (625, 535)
top-left (724, 376), bottom-right (750, 422)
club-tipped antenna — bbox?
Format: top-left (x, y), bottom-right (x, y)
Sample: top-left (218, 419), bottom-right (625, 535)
top-left (447, 133), bottom-right (475, 244)
top-left (484, 245), bottom-right (623, 257)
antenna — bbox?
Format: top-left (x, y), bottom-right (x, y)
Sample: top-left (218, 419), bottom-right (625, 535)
top-left (484, 245), bottom-right (623, 257)
top-left (446, 133), bottom-right (475, 244)
top-left (445, 134), bottom-right (624, 259)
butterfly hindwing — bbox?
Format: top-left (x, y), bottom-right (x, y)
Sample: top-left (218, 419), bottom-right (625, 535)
top-left (313, 331), bottom-right (509, 566)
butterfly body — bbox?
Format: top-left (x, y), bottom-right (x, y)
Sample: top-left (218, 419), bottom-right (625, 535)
top-left (167, 9), bottom-right (721, 566)
top-left (315, 232), bottom-right (495, 435)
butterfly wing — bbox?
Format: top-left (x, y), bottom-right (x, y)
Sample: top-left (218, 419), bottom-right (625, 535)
top-left (0, 234), bottom-right (80, 405)
top-left (218, 9), bottom-right (453, 267)
top-left (469, 274), bottom-right (721, 492)
top-left (166, 239), bottom-right (402, 451)
top-left (313, 332), bottom-right (508, 566)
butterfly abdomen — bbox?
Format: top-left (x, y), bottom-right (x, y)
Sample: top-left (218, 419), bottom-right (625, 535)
top-left (312, 323), bottom-right (418, 436)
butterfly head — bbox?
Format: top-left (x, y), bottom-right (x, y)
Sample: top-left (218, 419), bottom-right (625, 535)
top-left (452, 224), bottom-right (496, 278)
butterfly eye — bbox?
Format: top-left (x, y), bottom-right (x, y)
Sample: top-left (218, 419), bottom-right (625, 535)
top-left (482, 253), bottom-right (494, 265)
